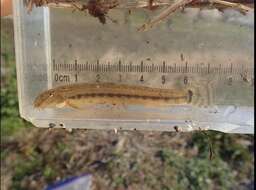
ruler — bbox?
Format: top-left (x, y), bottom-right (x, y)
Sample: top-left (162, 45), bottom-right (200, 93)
top-left (51, 59), bottom-right (253, 83)
top-left (50, 59), bottom-right (253, 107)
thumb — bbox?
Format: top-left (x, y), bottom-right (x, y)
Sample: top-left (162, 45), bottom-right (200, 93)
top-left (1, 0), bottom-right (13, 17)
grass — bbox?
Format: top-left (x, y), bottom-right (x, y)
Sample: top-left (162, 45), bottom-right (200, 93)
top-left (1, 17), bottom-right (254, 190)
top-left (155, 149), bottom-right (235, 190)
top-left (1, 18), bottom-right (33, 139)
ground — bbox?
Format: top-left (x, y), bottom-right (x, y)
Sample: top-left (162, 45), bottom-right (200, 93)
top-left (1, 17), bottom-right (254, 190)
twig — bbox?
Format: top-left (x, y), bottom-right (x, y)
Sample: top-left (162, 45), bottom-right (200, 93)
top-left (137, 0), bottom-right (253, 31)
top-left (198, 127), bottom-right (213, 160)
top-left (26, 0), bottom-right (254, 30)
top-left (138, 0), bottom-right (195, 32)
top-left (27, 0), bottom-right (254, 10)
top-left (209, 0), bottom-right (253, 12)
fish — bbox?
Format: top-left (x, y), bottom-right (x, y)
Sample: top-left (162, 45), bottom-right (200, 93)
top-left (34, 83), bottom-right (194, 109)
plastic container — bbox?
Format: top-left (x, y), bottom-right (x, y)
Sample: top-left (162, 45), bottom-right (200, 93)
top-left (12, 0), bottom-right (254, 133)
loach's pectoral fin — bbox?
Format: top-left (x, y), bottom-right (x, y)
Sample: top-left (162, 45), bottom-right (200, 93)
top-left (66, 100), bottom-right (82, 110)
top-left (56, 100), bottom-right (82, 110)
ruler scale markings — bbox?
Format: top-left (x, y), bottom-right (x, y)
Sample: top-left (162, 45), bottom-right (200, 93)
top-left (163, 61), bottom-right (166, 73)
top-left (111, 63), bottom-right (114, 72)
top-left (52, 61), bottom-right (252, 83)
top-left (82, 62), bottom-right (84, 71)
top-left (125, 64), bottom-right (128, 73)
top-left (99, 63), bottom-right (101, 72)
top-left (96, 60), bottom-right (99, 72)
top-left (94, 62), bottom-right (96, 72)
top-left (107, 63), bottom-right (109, 72)
top-left (111, 62), bottom-right (114, 72)
top-left (75, 60), bottom-right (78, 72)
top-left (118, 60), bottom-right (121, 72)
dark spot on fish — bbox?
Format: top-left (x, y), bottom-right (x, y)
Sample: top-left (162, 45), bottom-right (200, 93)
top-left (188, 90), bottom-right (193, 103)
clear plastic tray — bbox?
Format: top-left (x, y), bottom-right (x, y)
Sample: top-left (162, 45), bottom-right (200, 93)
top-left (12, 0), bottom-right (254, 133)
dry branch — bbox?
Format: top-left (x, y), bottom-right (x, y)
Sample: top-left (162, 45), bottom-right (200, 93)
top-left (26, 0), bottom-right (254, 30)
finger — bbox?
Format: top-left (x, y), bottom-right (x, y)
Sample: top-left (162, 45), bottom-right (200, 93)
top-left (1, 0), bottom-right (12, 17)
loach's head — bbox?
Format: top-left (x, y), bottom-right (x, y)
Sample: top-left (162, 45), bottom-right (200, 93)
top-left (34, 89), bottom-right (65, 109)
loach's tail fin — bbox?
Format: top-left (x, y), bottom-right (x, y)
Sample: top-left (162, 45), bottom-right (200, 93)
top-left (188, 80), bottom-right (215, 108)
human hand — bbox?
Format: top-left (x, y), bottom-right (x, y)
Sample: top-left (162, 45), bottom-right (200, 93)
top-left (1, 0), bottom-right (12, 17)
